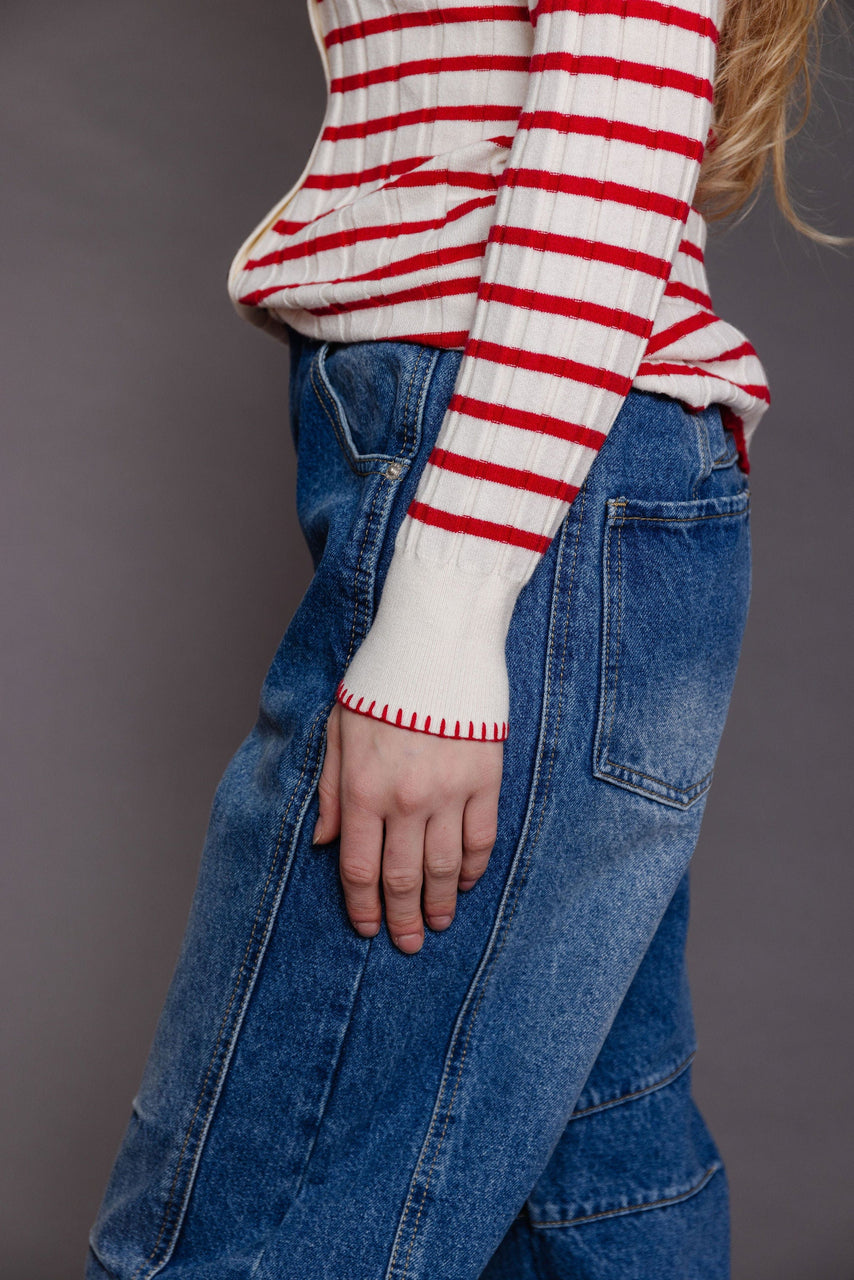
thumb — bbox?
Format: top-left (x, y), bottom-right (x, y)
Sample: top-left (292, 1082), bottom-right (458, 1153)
top-left (313, 702), bottom-right (342, 845)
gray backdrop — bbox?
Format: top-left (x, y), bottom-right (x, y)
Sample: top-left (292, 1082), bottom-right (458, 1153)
top-left (2, 2), bottom-right (852, 1277)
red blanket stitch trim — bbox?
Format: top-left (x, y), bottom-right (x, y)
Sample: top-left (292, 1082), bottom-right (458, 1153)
top-left (335, 682), bottom-right (508, 740)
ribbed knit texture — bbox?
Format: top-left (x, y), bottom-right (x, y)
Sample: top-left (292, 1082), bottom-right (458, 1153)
top-left (228, 0), bottom-right (770, 741)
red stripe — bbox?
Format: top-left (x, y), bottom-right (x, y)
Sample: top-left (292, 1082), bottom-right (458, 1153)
top-left (331, 55), bottom-right (531, 94)
top-left (720, 406), bottom-right (751, 473)
top-left (327, 5), bottom-right (530, 47)
top-left (644, 310), bottom-right (716, 355)
top-left (247, 197), bottom-right (496, 270)
top-left (699, 339), bottom-right (760, 364)
top-left (270, 178), bottom-right (487, 239)
top-left (237, 242), bottom-right (489, 307)
top-left (272, 169), bottom-right (499, 238)
top-left (428, 447), bottom-right (581, 502)
top-left (462, 337), bottom-right (633, 397)
top-left (448, 394), bottom-right (607, 451)
top-left (518, 111), bottom-right (705, 162)
top-left (664, 280), bottom-right (712, 309)
top-left (307, 274), bottom-right (480, 318)
top-left (678, 236), bottom-right (705, 262)
top-left (276, 241), bottom-right (488, 289)
top-left (488, 223), bottom-right (669, 278)
top-left (529, 53), bottom-right (713, 102)
top-left (299, 155), bottom-right (433, 191)
top-left (388, 330), bottom-right (471, 347)
top-left (323, 104), bottom-right (521, 142)
top-left (531, 0), bottom-right (719, 43)
top-left (635, 361), bottom-right (771, 403)
top-left (388, 165), bottom-right (503, 192)
top-left (407, 501), bottom-right (554, 554)
top-left (479, 280), bottom-right (653, 338)
top-left (501, 167), bottom-right (690, 221)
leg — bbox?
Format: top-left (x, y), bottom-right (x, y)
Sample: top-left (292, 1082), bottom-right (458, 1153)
top-left (86, 330), bottom-right (750, 1280)
top-left (482, 871), bottom-right (730, 1280)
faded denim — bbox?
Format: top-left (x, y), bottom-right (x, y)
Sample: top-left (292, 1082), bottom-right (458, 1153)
top-left (86, 324), bottom-right (751, 1280)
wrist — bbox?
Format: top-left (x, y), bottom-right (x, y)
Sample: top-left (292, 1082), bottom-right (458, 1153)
top-left (336, 549), bottom-right (520, 741)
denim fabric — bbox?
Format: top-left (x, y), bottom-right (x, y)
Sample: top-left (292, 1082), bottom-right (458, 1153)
top-left (86, 326), bottom-right (751, 1280)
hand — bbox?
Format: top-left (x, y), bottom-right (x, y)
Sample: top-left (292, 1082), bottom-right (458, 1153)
top-left (312, 702), bottom-right (503, 953)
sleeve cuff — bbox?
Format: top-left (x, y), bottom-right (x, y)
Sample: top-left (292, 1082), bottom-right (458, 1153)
top-left (335, 548), bottom-right (521, 741)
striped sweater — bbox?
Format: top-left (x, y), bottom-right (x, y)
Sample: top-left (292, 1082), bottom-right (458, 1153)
top-left (228, 0), bottom-right (770, 741)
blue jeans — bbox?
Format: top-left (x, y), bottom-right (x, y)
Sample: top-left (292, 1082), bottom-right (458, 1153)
top-left (86, 326), bottom-right (751, 1280)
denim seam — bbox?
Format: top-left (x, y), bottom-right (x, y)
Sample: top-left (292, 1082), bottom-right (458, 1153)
top-left (711, 442), bottom-right (739, 469)
top-left (600, 506), bottom-right (624, 777)
top-left (399, 346), bottom-right (429, 458)
top-left (346, 348), bottom-right (435, 664)
top-left (128, 705), bottom-right (329, 1280)
top-left (346, 467), bottom-right (396, 667)
top-left (569, 1049), bottom-right (696, 1121)
top-left (245, 943), bottom-right (376, 1280)
top-left (690, 411), bottom-right (711, 499)
top-left (529, 1160), bottom-right (722, 1229)
top-left (611, 509), bottom-right (749, 525)
top-left (387, 488), bottom-right (588, 1280)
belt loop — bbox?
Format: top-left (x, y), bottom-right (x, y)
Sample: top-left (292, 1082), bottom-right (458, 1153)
top-left (690, 408), bottom-right (713, 498)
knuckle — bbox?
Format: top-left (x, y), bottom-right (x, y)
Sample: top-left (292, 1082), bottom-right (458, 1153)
top-left (341, 774), bottom-right (382, 812)
top-left (464, 830), bottom-right (497, 857)
top-left (391, 784), bottom-right (428, 817)
top-left (392, 765), bottom-right (438, 814)
top-left (425, 854), bottom-right (461, 880)
top-left (339, 858), bottom-right (377, 890)
top-left (382, 867), bottom-right (422, 897)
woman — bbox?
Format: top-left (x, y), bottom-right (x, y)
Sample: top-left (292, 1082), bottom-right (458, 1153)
top-left (86, 0), bottom-right (849, 1277)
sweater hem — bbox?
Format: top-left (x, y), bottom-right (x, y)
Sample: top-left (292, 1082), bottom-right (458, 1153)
top-left (336, 681), bottom-right (508, 742)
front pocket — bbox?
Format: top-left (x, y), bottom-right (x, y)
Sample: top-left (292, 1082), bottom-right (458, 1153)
top-left (592, 488), bottom-right (751, 809)
top-left (311, 339), bottom-right (425, 474)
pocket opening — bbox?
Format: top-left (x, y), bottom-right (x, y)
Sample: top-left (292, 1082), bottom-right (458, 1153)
top-left (310, 340), bottom-right (430, 475)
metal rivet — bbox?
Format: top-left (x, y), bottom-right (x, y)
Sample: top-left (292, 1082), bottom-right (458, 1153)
top-left (385, 459), bottom-right (403, 479)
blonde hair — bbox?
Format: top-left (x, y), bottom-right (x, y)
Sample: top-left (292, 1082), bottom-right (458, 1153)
top-left (695, 0), bottom-right (853, 245)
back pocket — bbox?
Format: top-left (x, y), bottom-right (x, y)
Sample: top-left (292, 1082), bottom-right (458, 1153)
top-left (592, 488), bottom-right (751, 809)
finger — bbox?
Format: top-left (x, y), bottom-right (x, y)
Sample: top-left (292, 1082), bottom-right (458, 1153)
top-left (381, 816), bottom-right (426, 954)
top-left (422, 808), bottom-right (464, 931)
top-left (459, 790), bottom-right (499, 890)
top-left (313, 704), bottom-right (342, 845)
top-left (338, 797), bottom-right (384, 938)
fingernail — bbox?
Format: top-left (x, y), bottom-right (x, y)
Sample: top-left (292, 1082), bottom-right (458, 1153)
top-left (428, 915), bottom-right (453, 931)
top-left (393, 933), bottom-right (423, 953)
top-left (311, 819), bottom-right (324, 845)
top-left (458, 879), bottom-right (477, 892)
top-left (353, 922), bottom-right (379, 938)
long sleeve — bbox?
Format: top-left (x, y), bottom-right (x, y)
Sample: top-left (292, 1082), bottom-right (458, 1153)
top-left (335, 0), bottom-right (722, 740)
